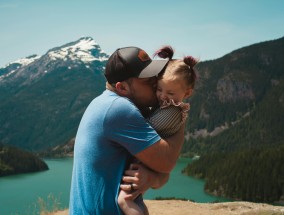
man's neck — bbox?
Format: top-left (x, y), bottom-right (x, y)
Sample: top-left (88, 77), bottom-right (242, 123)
top-left (106, 82), bottom-right (115, 92)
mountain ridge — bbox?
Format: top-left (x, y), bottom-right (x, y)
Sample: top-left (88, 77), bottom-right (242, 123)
top-left (0, 36), bottom-right (108, 150)
top-left (185, 36), bottom-right (284, 136)
top-left (0, 36), bottom-right (284, 153)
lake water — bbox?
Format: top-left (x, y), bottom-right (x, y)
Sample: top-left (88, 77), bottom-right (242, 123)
top-left (0, 158), bottom-right (229, 214)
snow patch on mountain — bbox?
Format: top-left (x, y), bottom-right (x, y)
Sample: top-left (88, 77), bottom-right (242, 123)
top-left (14, 55), bottom-right (41, 66)
top-left (0, 55), bottom-right (41, 80)
top-left (0, 69), bottom-right (16, 80)
top-left (4, 55), bottom-right (41, 68)
top-left (47, 37), bottom-right (108, 63)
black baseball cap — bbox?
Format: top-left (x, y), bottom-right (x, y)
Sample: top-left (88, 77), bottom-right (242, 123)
top-left (104, 47), bottom-right (169, 84)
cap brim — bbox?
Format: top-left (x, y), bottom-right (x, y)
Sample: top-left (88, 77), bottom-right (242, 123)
top-left (138, 60), bottom-right (169, 78)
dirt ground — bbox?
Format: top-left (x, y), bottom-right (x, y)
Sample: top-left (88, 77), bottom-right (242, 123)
top-left (51, 200), bottom-right (284, 215)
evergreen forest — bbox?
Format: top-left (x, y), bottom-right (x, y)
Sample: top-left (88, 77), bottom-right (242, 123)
top-left (183, 145), bottom-right (284, 203)
top-left (0, 143), bottom-right (48, 176)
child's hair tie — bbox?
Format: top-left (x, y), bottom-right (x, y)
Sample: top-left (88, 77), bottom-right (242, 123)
top-left (154, 46), bottom-right (174, 60)
top-left (183, 56), bottom-right (198, 68)
top-left (183, 56), bottom-right (198, 82)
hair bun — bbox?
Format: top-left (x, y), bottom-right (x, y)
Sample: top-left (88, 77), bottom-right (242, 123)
top-left (183, 56), bottom-right (198, 68)
top-left (154, 46), bottom-right (174, 59)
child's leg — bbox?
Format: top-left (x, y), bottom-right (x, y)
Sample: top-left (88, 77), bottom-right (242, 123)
top-left (118, 190), bottom-right (144, 215)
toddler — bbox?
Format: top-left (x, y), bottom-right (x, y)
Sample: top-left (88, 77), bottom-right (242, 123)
top-left (118, 46), bottom-right (198, 215)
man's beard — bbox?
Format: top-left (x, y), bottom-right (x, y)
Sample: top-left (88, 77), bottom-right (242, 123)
top-left (128, 90), bottom-right (158, 109)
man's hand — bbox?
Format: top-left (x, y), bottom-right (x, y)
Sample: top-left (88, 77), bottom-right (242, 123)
top-left (120, 163), bottom-right (169, 200)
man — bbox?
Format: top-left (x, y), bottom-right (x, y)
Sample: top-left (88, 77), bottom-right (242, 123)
top-left (69, 47), bottom-right (185, 214)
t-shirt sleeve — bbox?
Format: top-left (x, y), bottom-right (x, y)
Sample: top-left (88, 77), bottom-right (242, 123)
top-left (103, 97), bottom-right (161, 155)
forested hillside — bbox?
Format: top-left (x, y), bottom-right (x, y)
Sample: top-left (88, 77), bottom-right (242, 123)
top-left (0, 143), bottom-right (48, 176)
top-left (183, 145), bottom-right (284, 203)
top-left (0, 37), bottom-right (107, 150)
top-left (183, 77), bottom-right (284, 154)
top-left (187, 37), bottom-right (284, 136)
top-left (182, 37), bottom-right (284, 204)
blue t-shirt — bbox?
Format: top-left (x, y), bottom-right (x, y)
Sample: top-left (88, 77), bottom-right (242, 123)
top-left (69, 90), bottom-right (160, 215)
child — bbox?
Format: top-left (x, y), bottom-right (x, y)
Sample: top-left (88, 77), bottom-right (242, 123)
top-left (118, 46), bottom-right (198, 215)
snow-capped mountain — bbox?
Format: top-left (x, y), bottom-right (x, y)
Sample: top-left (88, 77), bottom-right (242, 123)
top-left (0, 37), bottom-right (108, 86)
top-left (0, 37), bottom-right (109, 150)
top-left (47, 36), bottom-right (108, 62)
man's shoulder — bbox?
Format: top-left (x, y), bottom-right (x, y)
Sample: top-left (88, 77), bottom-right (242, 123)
top-left (96, 90), bottom-right (132, 106)
top-left (109, 97), bottom-right (138, 115)
top-left (99, 91), bottom-right (139, 117)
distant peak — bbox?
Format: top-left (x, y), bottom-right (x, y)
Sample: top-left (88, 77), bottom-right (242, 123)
top-left (78, 36), bottom-right (93, 41)
top-left (46, 37), bottom-right (108, 63)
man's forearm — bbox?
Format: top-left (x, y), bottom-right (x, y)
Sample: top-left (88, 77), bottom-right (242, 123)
top-left (162, 125), bottom-right (185, 167)
top-left (150, 171), bottom-right (170, 189)
top-left (135, 124), bottom-right (185, 173)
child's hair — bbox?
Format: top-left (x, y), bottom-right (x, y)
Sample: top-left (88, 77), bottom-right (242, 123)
top-left (154, 46), bottom-right (198, 89)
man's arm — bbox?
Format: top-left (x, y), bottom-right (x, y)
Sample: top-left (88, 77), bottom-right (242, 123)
top-left (135, 124), bottom-right (185, 174)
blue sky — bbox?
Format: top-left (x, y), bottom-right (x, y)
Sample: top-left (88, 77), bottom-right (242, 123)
top-left (0, 0), bottom-right (284, 67)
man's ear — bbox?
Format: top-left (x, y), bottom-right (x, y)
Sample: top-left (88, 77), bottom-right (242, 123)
top-left (115, 82), bottom-right (130, 96)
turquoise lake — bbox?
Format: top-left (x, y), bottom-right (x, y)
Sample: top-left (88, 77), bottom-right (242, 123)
top-left (0, 158), bottom-right (229, 214)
